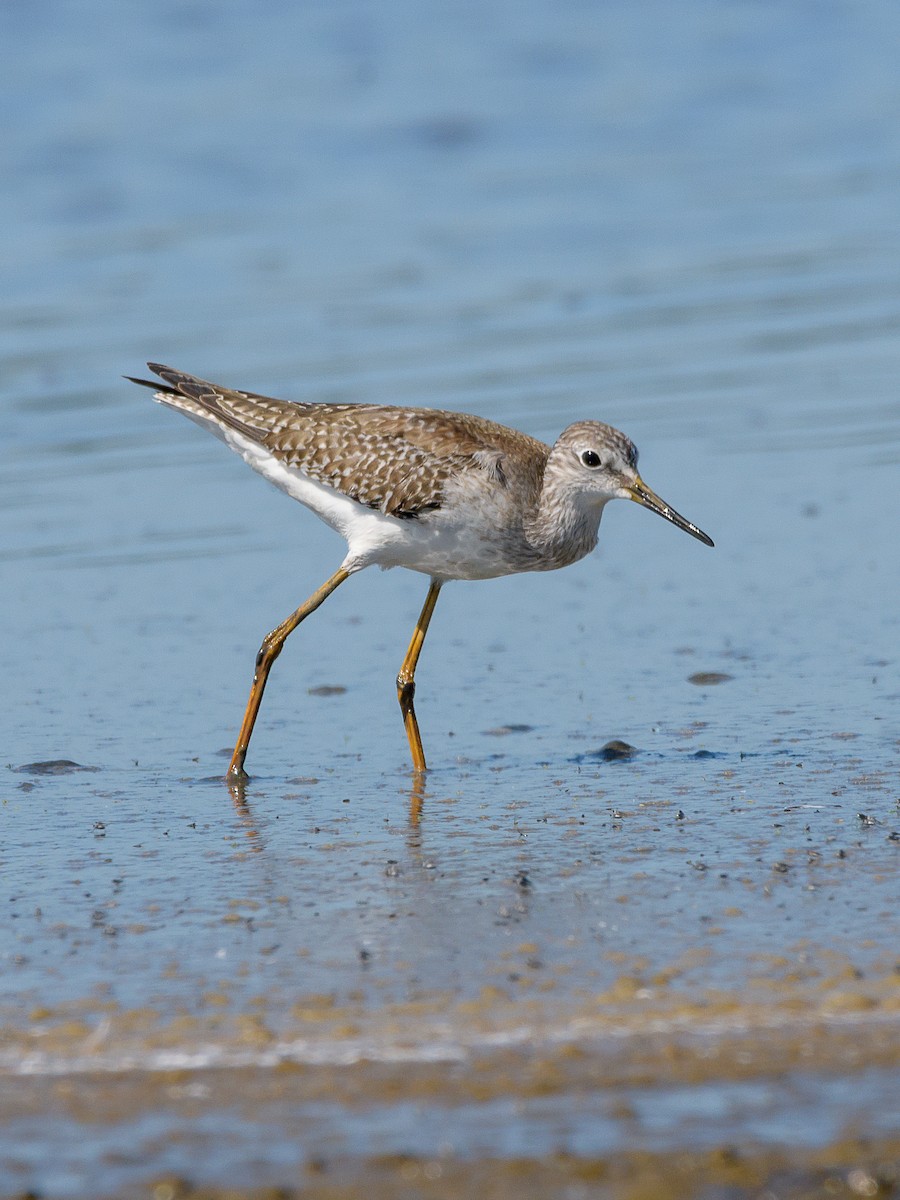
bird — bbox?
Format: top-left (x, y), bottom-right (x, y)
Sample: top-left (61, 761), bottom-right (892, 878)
top-left (128, 363), bottom-right (713, 781)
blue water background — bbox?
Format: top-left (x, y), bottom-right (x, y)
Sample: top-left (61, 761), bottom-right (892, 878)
top-left (1, 0), bottom-right (899, 1193)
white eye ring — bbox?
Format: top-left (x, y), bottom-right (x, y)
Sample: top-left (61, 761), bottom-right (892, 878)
top-left (581, 449), bottom-right (602, 468)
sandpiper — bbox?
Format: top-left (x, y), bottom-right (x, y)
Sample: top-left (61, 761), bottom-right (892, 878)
top-left (129, 363), bottom-right (713, 779)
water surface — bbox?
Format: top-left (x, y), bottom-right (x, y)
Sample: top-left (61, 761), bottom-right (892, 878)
top-left (1, 2), bottom-right (899, 1197)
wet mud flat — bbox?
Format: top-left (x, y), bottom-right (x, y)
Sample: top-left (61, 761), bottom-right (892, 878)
top-left (2, 991), bottom-right (900, 1199)
top-left (2, 737), bottom-right (899, 1199)
top-left (99, 1141), bottom-right (900, 1200)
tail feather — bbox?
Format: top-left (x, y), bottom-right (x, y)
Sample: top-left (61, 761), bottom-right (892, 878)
top-left (127, 362), bottom-right (268, 445)
top-left (124, 372), bottom-right (176, 395)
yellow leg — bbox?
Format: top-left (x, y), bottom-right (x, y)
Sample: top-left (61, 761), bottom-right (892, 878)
top-left (396, 581), bottom-right (442, 773)
top-left (227, 567), bottom-right (351, 781)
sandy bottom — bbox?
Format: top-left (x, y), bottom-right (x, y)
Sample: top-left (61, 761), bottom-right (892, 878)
top-left (4, 961), bottom-right (900, 1199)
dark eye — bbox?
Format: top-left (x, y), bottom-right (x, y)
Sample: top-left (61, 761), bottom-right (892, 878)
top-left (581, 450), bottom-right (602, 468)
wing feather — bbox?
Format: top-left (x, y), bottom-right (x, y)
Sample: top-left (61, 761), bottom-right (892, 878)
top-left (139, 364), bottom-right (548, 518)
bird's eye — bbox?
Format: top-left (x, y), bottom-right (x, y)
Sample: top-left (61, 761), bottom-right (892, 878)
top-left (581, 450), bottom-right (602, 468)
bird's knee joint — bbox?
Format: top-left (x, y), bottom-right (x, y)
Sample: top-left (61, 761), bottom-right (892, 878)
top-left (256, 639), bottom-right (281, 670)
top-left (397, 675), bottom-right (415, 706)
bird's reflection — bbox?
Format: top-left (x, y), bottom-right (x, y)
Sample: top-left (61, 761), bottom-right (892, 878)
top-left (408, 772), bottom-right (425, 827)
top-left (227, 772), bottom-right (265, 850)
top-left (226, 769), bottom-right (429, 838)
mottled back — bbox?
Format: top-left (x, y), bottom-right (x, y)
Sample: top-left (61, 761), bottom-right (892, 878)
top-left (137, 364), bottom-right (550, 519)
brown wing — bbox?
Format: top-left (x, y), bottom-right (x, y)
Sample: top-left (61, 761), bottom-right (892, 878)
top-left (136, 364), bottom-right (549, 518)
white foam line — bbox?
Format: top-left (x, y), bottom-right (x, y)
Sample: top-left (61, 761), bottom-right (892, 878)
top-left (2, 1007), bottom-right (898, 1078)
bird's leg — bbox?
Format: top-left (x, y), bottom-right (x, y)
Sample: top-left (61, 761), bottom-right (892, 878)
top-left (227, 566), bottom-right (351, 782)
top-left (396, 581), bottom-right (442, 773)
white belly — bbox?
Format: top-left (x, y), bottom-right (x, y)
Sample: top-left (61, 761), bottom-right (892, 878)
top-left (218, 425), bottom-right (524, 581)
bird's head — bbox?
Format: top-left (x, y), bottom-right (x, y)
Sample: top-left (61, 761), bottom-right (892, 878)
top-left (553, 421), bottom-right (714, 547)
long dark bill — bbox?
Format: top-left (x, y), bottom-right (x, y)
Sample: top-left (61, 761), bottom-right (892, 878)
top-left (628, 478), bottom-right (714, 547)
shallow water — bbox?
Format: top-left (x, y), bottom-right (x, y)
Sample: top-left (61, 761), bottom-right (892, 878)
top-left (2, 1), bottom-right (899, 1197)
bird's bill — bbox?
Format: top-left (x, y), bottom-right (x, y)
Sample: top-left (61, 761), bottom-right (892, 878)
top-left (627, 477), bottom-right (714, 547)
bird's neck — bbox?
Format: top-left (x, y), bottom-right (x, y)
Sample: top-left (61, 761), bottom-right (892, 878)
top-left (524, 472), bottom-right (607, 570)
